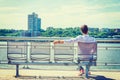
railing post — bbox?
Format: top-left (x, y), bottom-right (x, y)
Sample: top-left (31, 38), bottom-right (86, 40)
top-left (26, 42), bottom-right (30, 69)
top-left (50, 42), bottom-right (53, 63)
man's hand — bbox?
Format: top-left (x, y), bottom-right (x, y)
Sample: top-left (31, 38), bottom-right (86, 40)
top-left (53, 40), bottom-right (59, 44)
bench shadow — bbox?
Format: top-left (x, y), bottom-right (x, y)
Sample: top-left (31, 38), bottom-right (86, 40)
top-left (17, 76), bottom-right (85, 80)
top-left (16, 75), bottom-right (115, 80)
top-left (17, 76), bottom-right (67, 79)
top-left (89, 75), bottom-right (115, 80)
top-left (16, 75), bottom-right (37, 79)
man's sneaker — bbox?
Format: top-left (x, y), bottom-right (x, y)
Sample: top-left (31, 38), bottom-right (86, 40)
top-left (78, 69), bottom-right (84, 76)
top-left (88, 71), bottom-right (91, 75)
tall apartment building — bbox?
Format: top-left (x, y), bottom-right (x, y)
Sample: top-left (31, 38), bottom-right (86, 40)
top-left (28, 12), bottom-right (41, 37)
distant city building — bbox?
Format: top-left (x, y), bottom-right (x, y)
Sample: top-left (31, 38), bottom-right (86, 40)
top-left (21, 30), bottom-right (31, 37)
top-left (114, 29), bottom-right (120, 33)
top-left (99, 28), bottom-right (110, 32)
top-left (28, 12), bottom-right (41, 37)
top-left (89, 28), bottom-right (99, 32)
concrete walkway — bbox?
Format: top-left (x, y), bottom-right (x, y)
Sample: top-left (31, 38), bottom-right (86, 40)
top-left (0, 69), bottom-right (120, 80)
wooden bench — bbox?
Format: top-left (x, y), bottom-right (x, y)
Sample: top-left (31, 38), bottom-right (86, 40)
top-left (7, 41), bottom-right (97, 78)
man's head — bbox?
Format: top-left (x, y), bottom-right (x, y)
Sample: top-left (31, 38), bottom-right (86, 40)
top-left (80, 24), bottom-right (88, 34)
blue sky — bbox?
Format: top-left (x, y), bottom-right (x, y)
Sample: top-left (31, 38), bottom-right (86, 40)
top-left (0, 0), bottom-right (120, 30)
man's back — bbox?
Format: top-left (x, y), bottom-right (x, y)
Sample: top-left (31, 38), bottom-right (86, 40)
top-left (78, 42), bottom-right (97, 60)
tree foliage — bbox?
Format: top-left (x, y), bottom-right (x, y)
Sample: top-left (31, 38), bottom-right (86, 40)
top-left (0, 27), bottom-right (120, 38)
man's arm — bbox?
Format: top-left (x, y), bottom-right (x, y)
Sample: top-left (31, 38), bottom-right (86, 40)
top-left (53, 40), bottom-right (64, 44)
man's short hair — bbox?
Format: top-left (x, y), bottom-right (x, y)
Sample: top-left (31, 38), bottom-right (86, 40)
top-left (80, 25), bottom-right (88, 34)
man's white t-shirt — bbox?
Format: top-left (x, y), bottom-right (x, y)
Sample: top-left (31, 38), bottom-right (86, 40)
top-left (64, 34), bottom-right (97, 60)
top-left (64, 35), bottom-right (96, 43)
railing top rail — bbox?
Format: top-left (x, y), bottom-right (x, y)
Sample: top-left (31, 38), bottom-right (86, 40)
top-left (0, 36), bottom-right (120, 43)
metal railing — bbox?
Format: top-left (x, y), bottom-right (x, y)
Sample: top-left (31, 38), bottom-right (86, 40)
top-left (0, 37), bottom-right (120, 69)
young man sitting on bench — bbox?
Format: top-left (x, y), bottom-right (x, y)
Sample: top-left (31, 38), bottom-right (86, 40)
top-left (54, 24), bottom-right (96, 76)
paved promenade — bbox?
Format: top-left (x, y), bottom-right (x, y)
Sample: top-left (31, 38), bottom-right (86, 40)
top-left (0, 69), bottom-right (120, 80)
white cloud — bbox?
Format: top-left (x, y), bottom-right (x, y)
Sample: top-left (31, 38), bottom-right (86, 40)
top-left (38, 3), bottom-right (120, 29)
top-left (0, 0), bottom-right (120, 29)
top-left (0, 7), bottom-right (20, 11)
top-left (80, 12), bottom-right (120, 28)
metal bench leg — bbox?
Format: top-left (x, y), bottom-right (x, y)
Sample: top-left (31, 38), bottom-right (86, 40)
top-left (85, 65), bottom-right (89, 78)
top-left (15, 64), bottom-right (19, 77)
